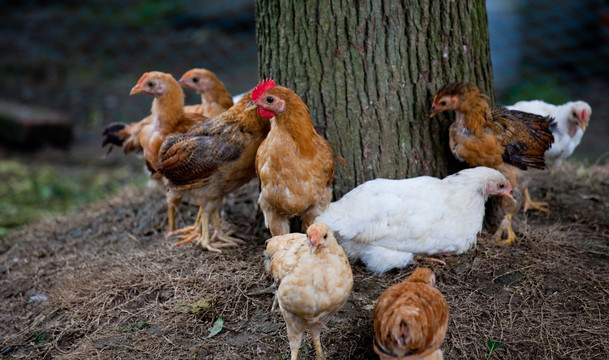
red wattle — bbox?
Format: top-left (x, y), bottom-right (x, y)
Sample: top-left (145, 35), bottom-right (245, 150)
top-left (257, 108), bottom-right (276, 119)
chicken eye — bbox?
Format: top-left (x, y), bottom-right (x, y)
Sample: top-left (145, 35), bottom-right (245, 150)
top-left (439, 100), bottom-right (447, 106)
top-left (192, 77), bottom-right (199, 83)
top-left (323, 234), bottom-right (328, 240)
top-left (498, 183), bottom-right (505, 189)
top-left (147, 81), bottom-right (155, 87)
top-left (266, 96), bottom-right (274, 103)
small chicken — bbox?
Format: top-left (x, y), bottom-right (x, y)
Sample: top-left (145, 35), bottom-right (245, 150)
top-left (315, 167), bottom-right (514, 274)
top-left (102, 71), bottom-right (207, 232)
top-left (373, 267), bottom-right (449, 360)
top-left (430, 83), bottom-right (554, 244)
top-left (102, 68), bottom-right (232, 159)
top-left (156, 86), bottom-right (270, 252)
top-left (506, 100), bottom-right (591, 166)
top-left (247, 80), bottom-right (335, 236)
top-left (178, 68), bottom-right (234, 117)
top-left (266, 223), bottom-right (353, 360)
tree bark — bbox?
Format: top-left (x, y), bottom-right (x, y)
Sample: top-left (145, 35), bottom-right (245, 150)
top-left (255, 0), bottom-right (493, 196)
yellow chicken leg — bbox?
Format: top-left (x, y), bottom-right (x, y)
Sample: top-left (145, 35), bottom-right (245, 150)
top-left (211, 210), bottom-right (245, 246)
top-left (167, 203), bottom-right (175, 233)
top-left (170, 207), bottom-right (203, 246)
top-left (523, 188), bottom-right (548, 213)
top-left (192, 213), bottom-right (223, 253)
top-left (493, 213), bottom-right (517, 245)
top-left (311, 326), bottom-right (325, 360)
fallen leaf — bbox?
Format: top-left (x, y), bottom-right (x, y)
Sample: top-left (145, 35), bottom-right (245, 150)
top-left (207, 317), bottom-right (223, 338)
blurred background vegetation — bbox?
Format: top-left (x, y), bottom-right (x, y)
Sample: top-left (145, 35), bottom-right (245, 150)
top-left (0, 0), bottom-right (607, 239)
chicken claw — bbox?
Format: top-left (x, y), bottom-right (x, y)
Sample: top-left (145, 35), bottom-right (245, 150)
top-left (523, 188), bottom-right (549, 213)
top-left (414, 255), bottom-right (447, 266)
top-left (210, 211), bottom-right (245, 246)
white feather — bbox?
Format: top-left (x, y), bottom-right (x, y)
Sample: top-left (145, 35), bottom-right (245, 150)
top-left (316, 167), bottom-right (508, 274)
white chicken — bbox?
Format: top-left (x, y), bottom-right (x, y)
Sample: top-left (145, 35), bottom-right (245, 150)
top-left (315, 166), bottom-right (514, 274)
top-left (506, 100), bottom-right (591, 166)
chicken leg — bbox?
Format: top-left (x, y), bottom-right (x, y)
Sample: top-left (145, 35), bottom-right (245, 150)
top-left (167, 204), bottom-right (176, 233)
top-left (283, 311), bottom-right (307, 360)
top-left (310, 325), bottom-right (325, 360)
top-left (170, 207), bottom-right (203, 246)
top-left (170, 208), bottom-right (234, 253)
top-left (210, 211), bottom-right (245, 246)
top-left (523, 188), bottom-right (548, 213)
top-left (493, 213), bottom-right (517, 245)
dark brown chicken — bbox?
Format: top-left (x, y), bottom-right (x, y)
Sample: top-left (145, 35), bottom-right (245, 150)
top-left (156, 86), bottom-right (270, 252)
top-left (429, 83), bottom-right (554, 245)
top-left (373, 267), bottom-right (449, 360)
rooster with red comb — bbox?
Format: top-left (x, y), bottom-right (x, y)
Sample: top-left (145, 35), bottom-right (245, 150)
top-left (156, 81), bottom-right (271, 252)
top-left (246, 80), bottom-right (336, 236)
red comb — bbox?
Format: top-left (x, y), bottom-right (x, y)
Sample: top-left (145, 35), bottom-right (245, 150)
top-left (136, 72), bottom-right (149, 87)
top-left (252, 79), bottom-right (276, 101)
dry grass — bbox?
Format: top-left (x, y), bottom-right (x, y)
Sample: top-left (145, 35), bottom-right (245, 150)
top-left (1, 163), bottom-right (609, 359)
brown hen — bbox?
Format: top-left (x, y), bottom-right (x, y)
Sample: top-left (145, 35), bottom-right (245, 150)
top-left (373, 267), bottom-right (449, 360)
top-left (102, 71), bottom-right (207, 232)
top-left (178, 68), bottom-right (234, 117)
top-left (157, 87), bottom-right (270, 252)
top-left (266, 223), bottom-right (353, 360)
top-left (429, 83), bottom-right (554, 245)
top-left (247, 80), bottom-right (335, 236)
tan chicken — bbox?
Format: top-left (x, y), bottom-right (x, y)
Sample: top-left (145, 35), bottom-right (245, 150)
top-left (429, 83), bottom-right (554, 245)
top-left (265, 223), bottom-right (353, 360)
top-left (102, 71), bottom-right (207, 232)
top-left (247, 80), bottom-right (335, 236)
top-left (178, 68), bottom-right (234, 117)
top-left (156, 86), bottom-right (270, 252)
top-left (373, 267), bottom-right (449, 360)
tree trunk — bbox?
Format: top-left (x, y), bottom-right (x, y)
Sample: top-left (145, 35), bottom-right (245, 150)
top-left (255, 0), bottom-right (493, 196)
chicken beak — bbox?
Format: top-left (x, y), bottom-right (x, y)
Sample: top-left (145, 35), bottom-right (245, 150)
top-left (429, 105), bottom-right (437, 118)
top-left (245, 100), bottom-right (258, 112)
top-left (309, 230), bottom-right (319, 253)
top-left (503, 190), bottom-right (517, 203)
top-left (580, 120), bottom-right (588, 132)
top-left (130, 84), bottom-right (145, 95)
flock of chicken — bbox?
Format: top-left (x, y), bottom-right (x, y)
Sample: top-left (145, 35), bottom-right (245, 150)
top-left (102, 69), bottom-right (591, 359)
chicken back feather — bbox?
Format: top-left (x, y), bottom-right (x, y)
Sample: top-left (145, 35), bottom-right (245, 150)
top-left (316, 167), bottom-right (513, 274)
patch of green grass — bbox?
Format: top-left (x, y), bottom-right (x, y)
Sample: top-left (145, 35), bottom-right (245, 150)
top-left (0, 160), bottom-right (144, 239)
top-left (111, 322), bottom-right (150, 333)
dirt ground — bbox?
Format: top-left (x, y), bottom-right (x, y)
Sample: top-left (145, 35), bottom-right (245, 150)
top-left (1, 162), bottom-right (608, 360)
top-left (1, 2), bottom-right (609, 360)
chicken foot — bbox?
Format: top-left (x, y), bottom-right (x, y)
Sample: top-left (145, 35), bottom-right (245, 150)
top-left (169, 207), bottom-right (203, 246)
top-left (169, 208), bottom-right (234, 253)
top-left (492, 213), bottom-right (517, 245)
top-left (414, 255), bottom-right (447, 266)
top-left (210, 211), bottom-right (245, 246)
top-left (522, 188), bottom-right (548, 213)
